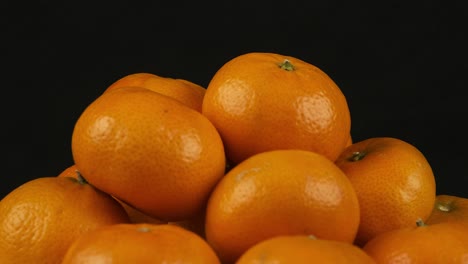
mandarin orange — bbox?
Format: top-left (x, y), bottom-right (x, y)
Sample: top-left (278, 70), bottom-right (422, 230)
top-left (105, 72), bottom-right (206, 112)
top-left (363, 219), bottom-right (468, 263)
top-left (335, 137), bottom-right (436, 246)
top-left (0, 176), bottom-right (130, 263)
top-left (62, 223), bottom-right (221, 264)
top-left (426, 194), bottom-right (468, 226)
top-left (205, 149), bottom-right (360, 264)
top-left (202, 52), bottom-right (351, 165)
top-left (236, 235), bottom-right (376, 264)
top-left (71, 86), bottom-right (226, 221)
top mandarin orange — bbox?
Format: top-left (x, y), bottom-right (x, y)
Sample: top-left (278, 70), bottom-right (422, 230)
top-left (202, 52), bottom-right (351, 165)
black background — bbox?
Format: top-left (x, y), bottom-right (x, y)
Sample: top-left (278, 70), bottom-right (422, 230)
top-left (3, 1), bottom-right (468, 199)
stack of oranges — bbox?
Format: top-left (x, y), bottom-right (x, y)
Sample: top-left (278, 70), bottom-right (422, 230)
top-left (1, 52), bottom-right (467, 263)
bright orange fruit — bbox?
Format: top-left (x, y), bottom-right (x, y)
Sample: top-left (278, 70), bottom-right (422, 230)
top-left (205, 149), bottom-right (360, 264)
top-left (363, 219), bottom-right (468, 263)
top-left (62, 223), bottom-right (221, 264)
top-left (202, 52), bottom-right (351, 165)
top-left (237, 235), bottom-right (376, 264)
top-left (0, 176), bottom-right (130, 263)
top-left (426, 194), bottom-right (468, 226)
top-left (105, 72), bottom-right (206, 112)
top-left (335, 137), bottom-right (436, 246)
top-left (71, 86), bottom-right (226, 221)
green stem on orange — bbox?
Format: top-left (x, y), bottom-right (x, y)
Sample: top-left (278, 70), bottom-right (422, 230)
top-left (75, 170), bottom-right (88, 185)
top-left (279, 59), bottom-right (295, 71)
top-left (416, 218), bottom-right (427, 227)
top-left (348, 151), bottom-right (366, 162)
top-left (436, 201), bottom-right (453, 212)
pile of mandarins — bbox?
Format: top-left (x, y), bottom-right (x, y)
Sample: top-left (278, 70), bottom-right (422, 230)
top-left (1, 52), bottom-right (468, 264)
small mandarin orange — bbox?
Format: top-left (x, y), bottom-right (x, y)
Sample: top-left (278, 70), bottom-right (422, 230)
top-left (335, 137), bottom-right (436, 246)
top-left (426, 194), bottom-right (468, 226)
top-left (205, 149), bottom-right (360, 263)
top-left (62, 223), bottom-right (221, 264)
top-left (236, 235), bottom-right (376, 264)
top-left (202, 52), bottom-right (351, 165)
top-left (0, 176), bottom-right (130, 263)
top-left (363, 219), bottom-right (468, 263)
top-left (71, 86), bottom-right (226, 221)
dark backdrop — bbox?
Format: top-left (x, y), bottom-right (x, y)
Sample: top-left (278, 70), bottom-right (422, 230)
top-left (3, 1), bottom-right (467, 199)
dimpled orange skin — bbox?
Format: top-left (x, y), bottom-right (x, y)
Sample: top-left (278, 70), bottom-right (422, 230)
top-left (362, 221), bottom-right (468, 263)
top-left (236, 235), bottom-right (376, 264)
top-left (104, 72), bottom-right (206, 112)
top-left (205, 149), bottom-right (360, 264)
top-left (62, 223), bottom-right (221, 264)
top-left (71, 86), bottom-right (226, 222)
top-left (0, 177), bottom-right (130, 264)
top-left (202, 52), bottom-right (351, 165)
top-left (335, 137), bottom-right (436, 246)
top-left (426, 194), bottom-right (468, 226)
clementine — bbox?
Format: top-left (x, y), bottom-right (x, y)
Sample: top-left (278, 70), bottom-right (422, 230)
top-left (0, 176), bottom-right (130, 264)
top-left (335, 137), bottom-right (436, 246)
top-left (426, 194), bottom-right (468, 226)
top-left (363, 219), bottom-right (468, 263)
top-left (71, 86), bottom-right (226, 221)
top-left (62, 223), bottom-right (221, 264)
top-left (202, 52), bottom-right (351, 165)
top-left (104, 72), bottom-right (206, 112)
top-left (205, 149), bottom-right (360, 264)
top-left (58, 164), bottom-right (166, 225)
top-left (236, 235), bottom-right (376, 264)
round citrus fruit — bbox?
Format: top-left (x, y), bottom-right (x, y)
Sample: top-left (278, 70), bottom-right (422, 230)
top-left (202, 52), bottom-right (351, 165)
top-left (426, 194), bottom-right (468, 226)
top-left (62, 223), bottom-right (221, 264)
top-left (71, 86), bottom-right (226, 221)
top-left (58, 164), bottom-right (166, 225)
top-left (363, 219), bottom-right (468, 263)
top-left (205, 149), bottom-right (360, 263)
top-left (0, 176), bottom-right (130, 263)
top-left (237, 235), bottom-right (376, 264)
top-left (105, 72), bottom-right (206, 112)
top-left (335, 137), bottom-right (436, 246)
